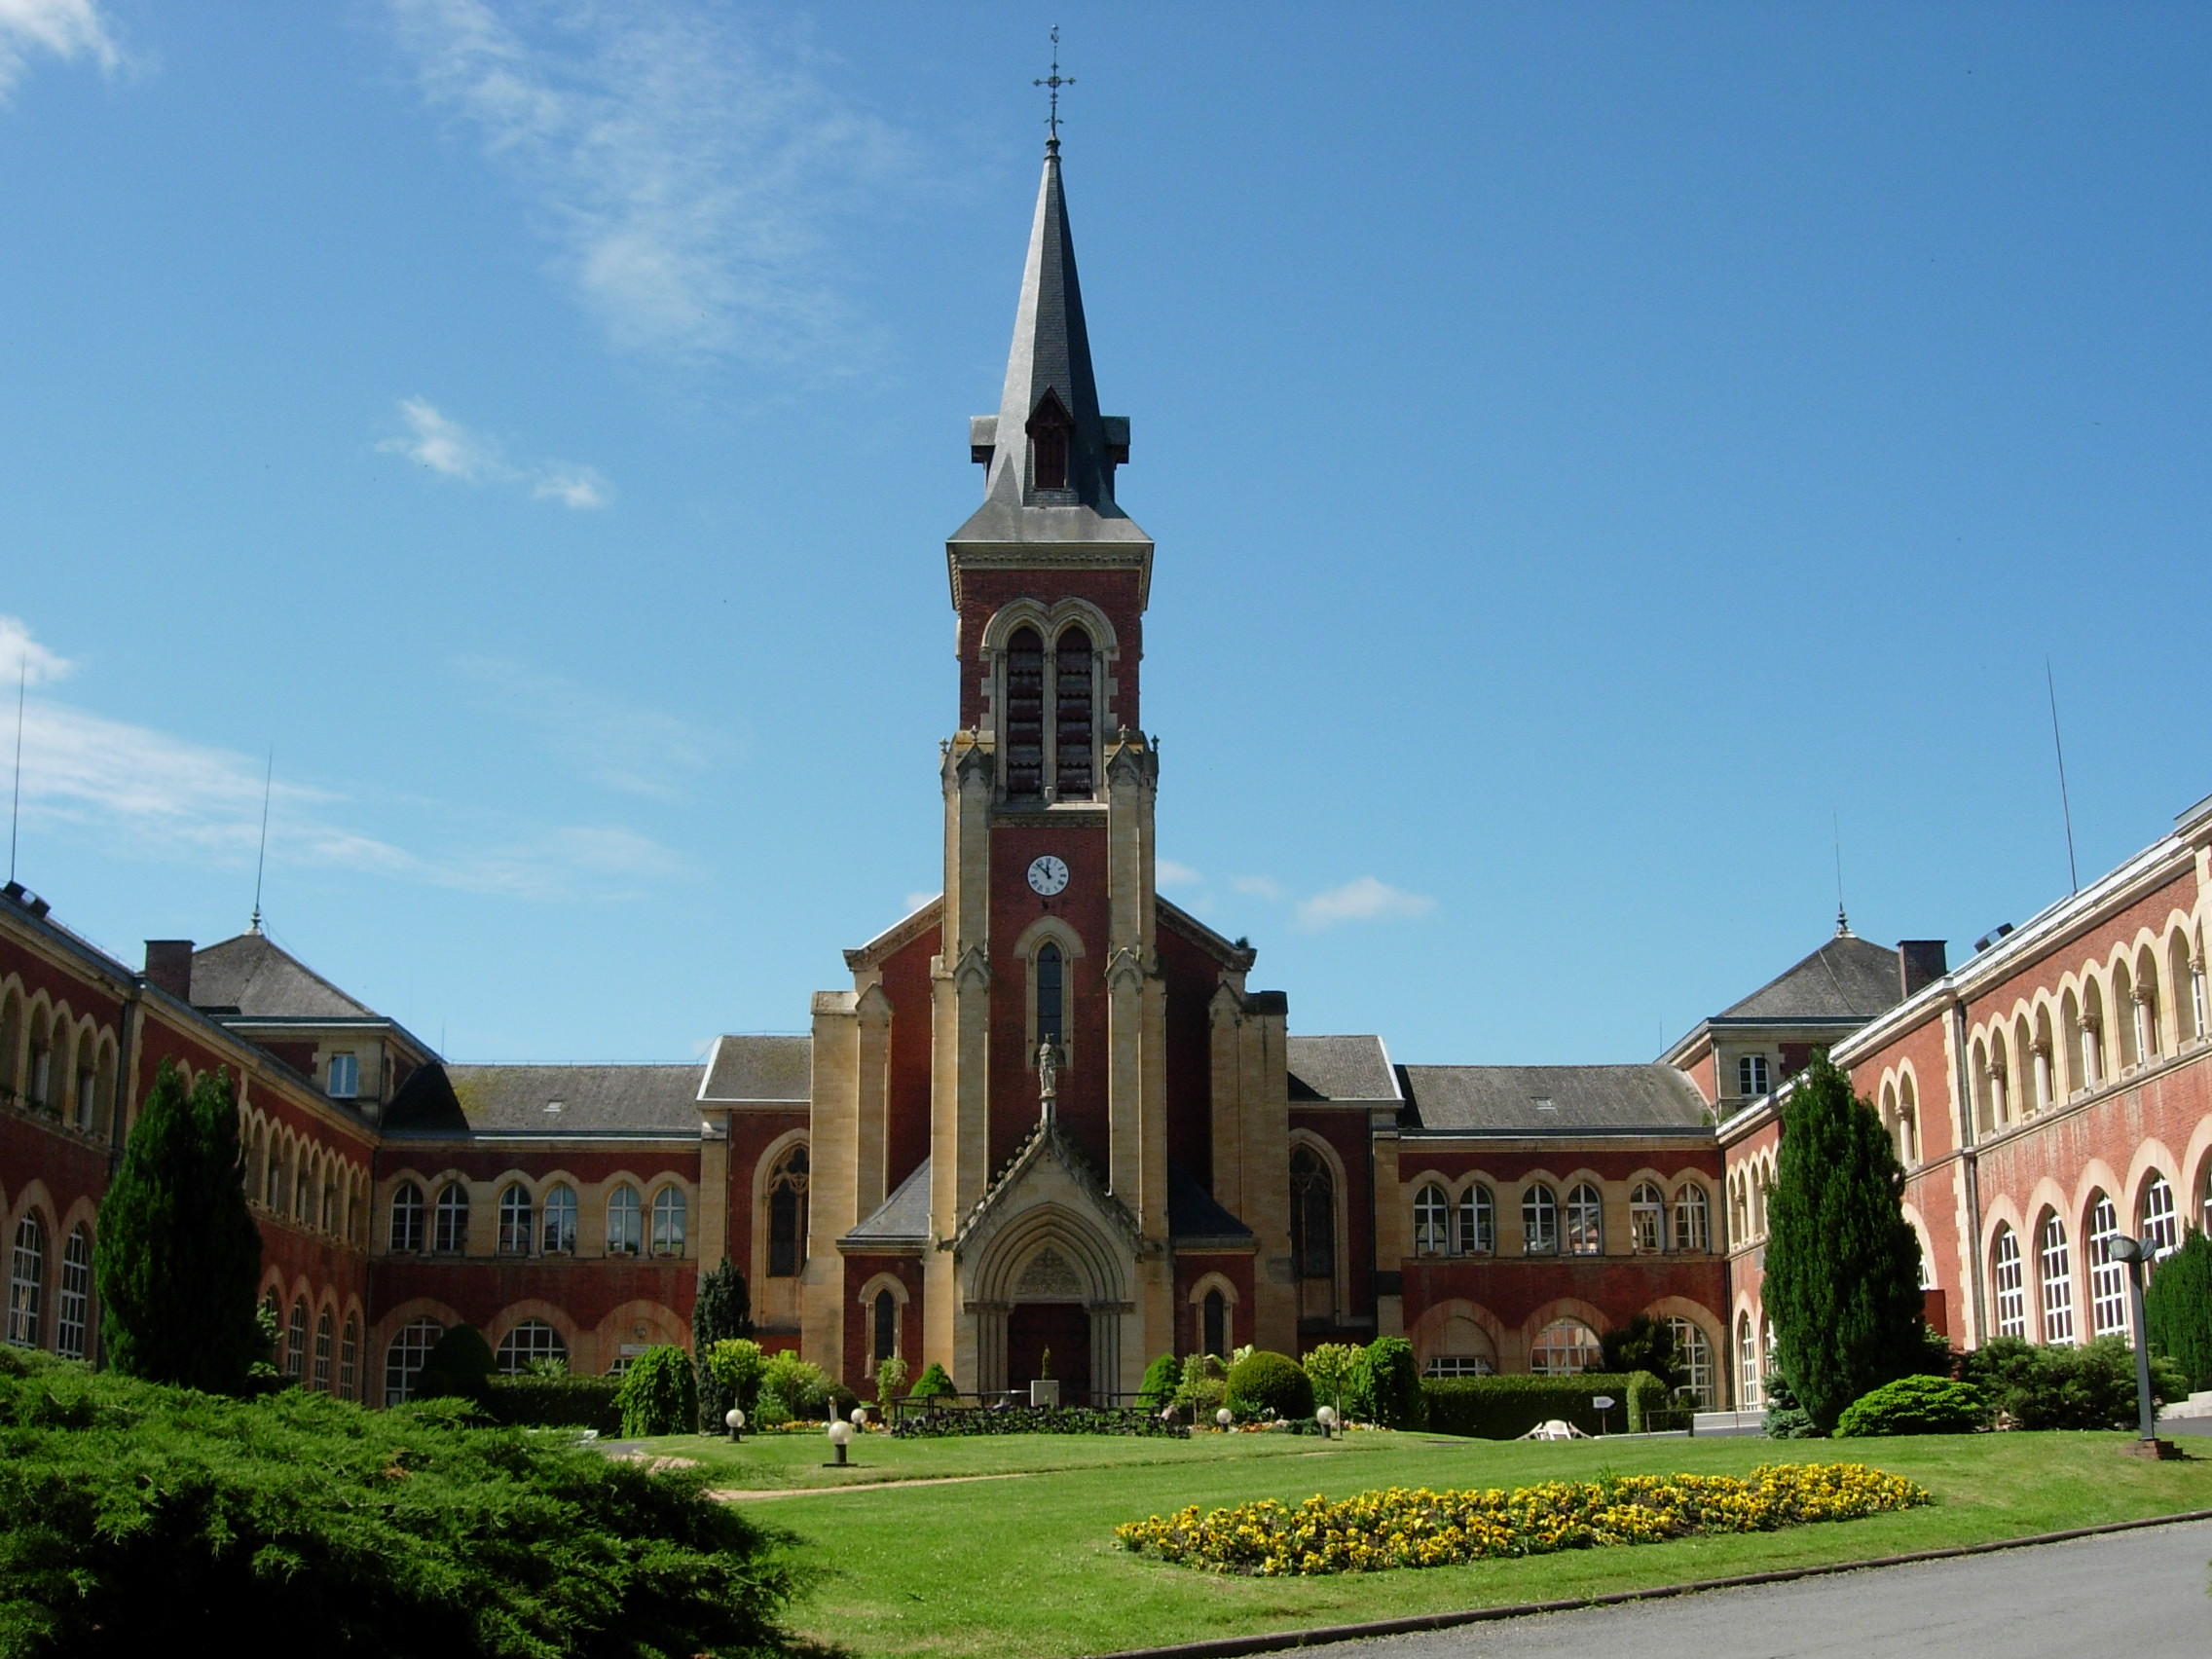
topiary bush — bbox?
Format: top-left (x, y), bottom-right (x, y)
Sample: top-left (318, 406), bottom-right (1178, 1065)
top-left (906, 1361), bottom-right (957, 1403)
top-left (1360, 1337), bottom-right (1424, 1430)
top-left (1834, 1375), bottom-right (1991, 1437)
top-left (1137, 1352), bottom-right (1179, 1410)
top-left (2147, 1230), bottom-right (2212, 1393)
top-left (1226, 1350), bottom-right (1313, 1419)
top-left (615, 1345), bottom-right (697, 1438)
top-left (0, 1346), bottom-right (803, 1656)
top-left (412, 1325), bottom-right (497, 1404)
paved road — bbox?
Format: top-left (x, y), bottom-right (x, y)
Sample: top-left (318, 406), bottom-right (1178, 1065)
top-left (1292, 1521), bottom-right (2212, 1658)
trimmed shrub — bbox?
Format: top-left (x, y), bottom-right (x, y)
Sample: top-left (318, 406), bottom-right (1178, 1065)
top-left (1301, 1343), bottom-right (1364, 1419)
top-left (482, 1372), bottom-right (622, 1434)
top-left (1360, 1337), bottom-right (1423, 1430)
top-left (1226, 1350), bottom-right (1313, 1419)
top-left (892, 1404), bottom-right (1187, 1439)
top-left (2146, 1230), bottom-right (2212, 1392)
top-left (906, 1361), bottom-right (957, 1403)
top-left (1834, 1375), bottom-right (1990, 1437)
top-left (1137, 1352), bottom-right (1180, 1409)
top-left (0, 1346), bottom-right (803, 1655)
top-left (702, 1338), bottom-right (766, 1419)
top-left (615, 1345), bottom-right (697, 1439)
top-left (1420, 1371), bottom-right (1666, 1439)
top-left (413, 1325), bottom-right (497, 1404)
top-left (1960, 1335), bottom-right (2187, 1430)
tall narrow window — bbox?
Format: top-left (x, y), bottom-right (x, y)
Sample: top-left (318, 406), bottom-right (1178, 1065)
top-left (1027, 391), bottom-right (1072, 492)
top-left (1674, 1185), bottom-right (1711, 1253)
top-left (1630, 1183), bottom-right (1665, 1253)
top-left (650, 1187), bottom-right (687, 1257)
top-left (2038, 1213), bottom-right (2075, 1345)
top-left (767, 1147), bottom-right (809, 1277)
top-left (326, 1052), bottom-right (359, 1098)
top-left (313, 1309), bottom-right (333, 1392)
top-left (8, 1216), bottom-right (44, 1347)
top-left (1565, 1183), bottom-right (1604, 1255)
top-left (55, 1226), bottom-right (91, 1360)
top-left (1737, 1054), bottom-right (1770, 1097)
top-left (2142, 1176), bottom-right (2180, 1257)
top-left (1992, 1227), bottom-right (2026, 1338)
top-left (1457, 1183), bottom-right (1494, 1254)
top-left (1053, 627), bottom-right (1093, 798)
top-left (1035, 943), bottom-right (1064, 1056)
top-left (2087, 1194), bottom-right (2127, 1337)
top-left (607, 1185), bottom-right (643, 1256)
top-left (498, 1184), bottom-right (534, 1255)
top-left (1003, 627), bottom-right (1045, 797)
top-left (341, 1315), bottom-right (358, 1401)
top-left (1413, 1184), bottom-right (1450, 1255)
top-left (873, 1289), bottom-right (898, 1364)
top-left (286, 1300), bottom-right (308, 1382)
top-left (389, 1181), bottom-right (424, 1252)
top-left (1202, 1288), bottom-right (1227, 1359)
top-left (1738, 1313), bottom-right (1763, 1409)
top-left (541, 1184), bottom-right (577, 1253)
top-left (1522, 1185), bottom-right (1559, 1254)
top-left (267, 1143), bottom-right (285, 1210)
top-left (1668, 1317), bottom-right (1715, 1409)
top-left (1290, 1148), bottom-right (1335, 1277)
top-left (432, 1183), bottom-right (469, 1254)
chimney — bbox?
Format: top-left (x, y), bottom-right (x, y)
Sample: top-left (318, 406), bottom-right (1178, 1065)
top-left (144, 940), bottom-right (195, 1003)
top-left (1899, 940), bottom-right (1947, 999)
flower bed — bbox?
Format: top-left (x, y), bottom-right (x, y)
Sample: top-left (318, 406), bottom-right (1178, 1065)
top-left (893, 1404), bottom-right (1189, 1439)
top-left (1115, 1462), bottom-right (1929, 1575)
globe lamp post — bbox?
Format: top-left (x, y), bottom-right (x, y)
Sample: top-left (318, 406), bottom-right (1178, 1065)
top-left (724, 1407), bottom-right (746, 1444)
top-left (827, 1418), bottom-right (856, 1467)
top-left (1315, 1404), bottom-right (1339, 1440)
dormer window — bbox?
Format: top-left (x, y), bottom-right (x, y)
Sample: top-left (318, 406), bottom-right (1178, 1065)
top-left (1027, 391), bottom-right (1072, 493)
top-left (1738, 1054), bottom-right (1770, 1098)
top-left (326, 1052), bottom-right (358, 1099)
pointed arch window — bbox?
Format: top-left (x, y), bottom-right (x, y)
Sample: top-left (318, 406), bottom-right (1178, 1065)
top-left (2038, 1213), bottom-right (2075, 1344)
top-left (767, 1146), bottom-right (809, 1277)
top-left (388, 1181), bottom-right (424, 1252)
top-left (1027, 390), bottom-right (1072, 492)
top-left (1202, 1288), bottom-right (1228, 1359)
top-left (1522, 1185), bottom-right (1559, 1255)
top-left (498, 1184), bottom-right (534, 1255)
top-left (2141, 1176), bottom-right (2179, 1257)
top-left (341, 1315), bottom-right (358, 1400)
top-left (8, 1216), bottom-right (44, 1348)
top-left (1457, 1183), bottom-right (1494, 1255)
top-left (1053, 627), bottom-right (1093, 798)
top-left (2087, 1194), bottom-right (2126, 1337)
top-left (1992, 1226), bottom-right (2026, 1338)
top-left (607, 1185), bottom-right (643, 1256)
top-left (55, 1227), bottom-right (91, 1360)
top-left (286, 1299), bottom-right (308, 1381)
top-left (432, 1183), bottom-right (469, 1254)
top-left (650, 1187), bottom-right (687, 1257)
top-left (313, 1309), bottom-right (333, 1391)
top-left (873, 1289), bottom-right (898, 1364)
top-left (1413, 1184), bottom-right (1451, 1255)
top-left (1630, 1183), bottom-right (1665, 1253)
top-left (1290, 1147), bottom-right (1335, 1278)
top-left (1004, 627), bottom-right (1045, 798)
top-left (1035, 943), bottom-right (1064, 1055)
top-left (1565, 1183), bottom-right (1604, 1255)
top-left (1673, 1185), bottom-right (1711, 1253)
top-left (541, 1184), bottom-right (577, 1254)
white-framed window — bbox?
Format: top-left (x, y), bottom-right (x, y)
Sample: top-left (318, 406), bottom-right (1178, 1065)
top-left (650, 1186), bottom-right (687, 1258)
top-left (285, 1299), bottom-right (309, 1381)
top-left (607, 1184), bottom-right (642, 1256)
top-left (432, 1183), bottom-right (468, 1254)
top-left (2038, 1214), bottom-right (2075, 1345)
top-left (2086, 1194), bottom-right (2127, 1338)
top-left (1457, 1184), bottom-right (1493, 1255)
top-left (385, 1317), bottom-right (444, 1406)
top-left (313, 1309), bottom-right (333, 1392)
top-left (55, 1226), bottom-right (91, 1360)
top-left (8, 1215), bottom-right (44, 1348)
top-left (1993, 1226), bottom-right (2026, 1338)
top-left (1738, 1054), bottom-right (1770, 1097)
top-left (326, 1052), bottom-right (359, 1098)
top-left (541, 1184), bottom-right (577, 1253)
top-left (1530, 1317), bottom-right (1602, 1376)
top-left (1423, 1355), bottom-right (1495, 1378)
top-left (1522, 1185), bottom-right (1558, 1254)
top-left (496, 1320), bottom-right (569, 1374)
top-left (388, 1182), bottom-right (424, 1252)
top-left (1737, 1312), bottom-right (1762, 1410)
top-left (2141, 1176), bottom-right (2179, 1258)
top-left (1565, 1183), bottom-right (1604, 1255)
top-left (498, 1184), bottom-right (534, 1255)
top-left (340, 1315), bottom-right (358, 1401)
top-left (1674, 1185), bottom-right (1711, 1253)
top-left (1413, 1184), bottom-right (1451, 1255)
top-left (1668, 1316), bottom-right (1714, 1409)
top-left (1630, 1183), bottom-right (1665, 1253)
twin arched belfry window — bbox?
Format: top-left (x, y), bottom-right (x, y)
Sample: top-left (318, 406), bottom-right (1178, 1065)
top-left (1002, 626), bottom-right (1096, 800)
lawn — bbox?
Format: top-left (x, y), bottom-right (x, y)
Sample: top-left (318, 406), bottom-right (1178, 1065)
top-left (621, 1426), bottom-right (2212, 1658)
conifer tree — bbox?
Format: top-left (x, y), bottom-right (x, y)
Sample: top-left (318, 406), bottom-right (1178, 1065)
top-left (94, 1061), bottom-right (264, 1391)
top-left (691, 1258), bottom-right (754, 1428)
top-left (2145, 1229), bottom-right (2212, 1392)
top-left (1762, 1052), bottom-right (1928, 1432)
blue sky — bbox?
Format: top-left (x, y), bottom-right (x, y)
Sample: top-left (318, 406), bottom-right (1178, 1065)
top-left (2, 3), bottom-right (2206, 1066)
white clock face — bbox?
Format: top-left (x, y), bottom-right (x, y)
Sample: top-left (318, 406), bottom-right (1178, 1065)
top-left (1026, 855), bottom-right (1070, 897)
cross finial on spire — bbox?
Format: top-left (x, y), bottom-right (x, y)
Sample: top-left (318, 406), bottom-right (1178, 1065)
top-left (1034, 23), bottom-right (1073, 150)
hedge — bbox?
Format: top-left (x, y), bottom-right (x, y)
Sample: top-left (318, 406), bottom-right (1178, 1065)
top-left (1419, 1371), bottom-right (1667, 1440)
top-left (481, 1373), bottom-right (622, 1435)
top-left (892, 1404), bottom-right (1188, 1439)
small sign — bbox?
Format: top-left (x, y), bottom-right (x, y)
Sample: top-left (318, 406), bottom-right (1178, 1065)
top-left (619, 1343), bottom-right (651, 1356)
top-left (1590, 1395), bottom-right (1616, 1411)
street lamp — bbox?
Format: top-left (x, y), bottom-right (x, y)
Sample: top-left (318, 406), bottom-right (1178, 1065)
top-left (1315, 1404), bottom-right (1339, 1440)
top-left (2107, 1235), bottom-right (2164, 1453)
top-left (724, 1407), bottom-right (746, 1444)
top-left (826, 1418), bottom-right (856, 1467)
top-left (1215, 1407), bottom-right (1234, 1431)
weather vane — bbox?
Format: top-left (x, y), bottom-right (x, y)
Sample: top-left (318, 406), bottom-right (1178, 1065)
top-left (1035, 23), bottom-right (1073, 146)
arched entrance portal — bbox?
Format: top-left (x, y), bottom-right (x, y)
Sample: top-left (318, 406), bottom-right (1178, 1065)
top-left (966, 1203), bottom-right (1132, 1401)
top-left (1007, 1301), bottom-right (1091, 1403)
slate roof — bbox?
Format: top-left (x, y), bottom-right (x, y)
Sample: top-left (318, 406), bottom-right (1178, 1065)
top-left (384, 1062), bottom-right (704, 1136)
top-left (1286, 1036), bottom-right (1399, 1103)
top-left (844, 1159), bottom-right (932, 1246)
top-left (190, 932), bottom-right (375, 1018)
top-left (698, 1035), bottom-right (811, 1104)
top-left (1400, 1064), bottom-right (1713, 1135)
top-left (1716, 932), bottom-right (1904, 1023)
top-left (1168, 1161), bottom-right (1254, 1243)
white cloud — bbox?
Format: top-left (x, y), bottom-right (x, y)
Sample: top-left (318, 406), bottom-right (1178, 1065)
top-left (0, 613), bottom-right (74, 687)
top-left (457, 656), bottom-right (723, 798)
top-left (1233, 874), bottom-right (1283, 902)
top-left (0, 0), bottom-right (121, 98)
top-left (1294, 875), bottom-right (1436, 931)
top-left (386, 0), bottom-right (908, 365)
top-left (2, 617), bottom-right (682, 902)
top-left (380, 397), bottom-right (611, 508)
top-left (1156, 858), bottom-right (1203, 888)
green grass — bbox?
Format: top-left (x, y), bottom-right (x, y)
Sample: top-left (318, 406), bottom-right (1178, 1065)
top-left (627, 1427), bottom-right (2212, 1658)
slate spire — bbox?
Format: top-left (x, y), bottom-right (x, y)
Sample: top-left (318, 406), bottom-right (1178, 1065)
top-left (978, 142), bottom-right (1126, 510)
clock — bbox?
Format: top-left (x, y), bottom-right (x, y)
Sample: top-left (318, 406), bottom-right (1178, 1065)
top-left (1026, 855), bottom-right (1070, 897)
